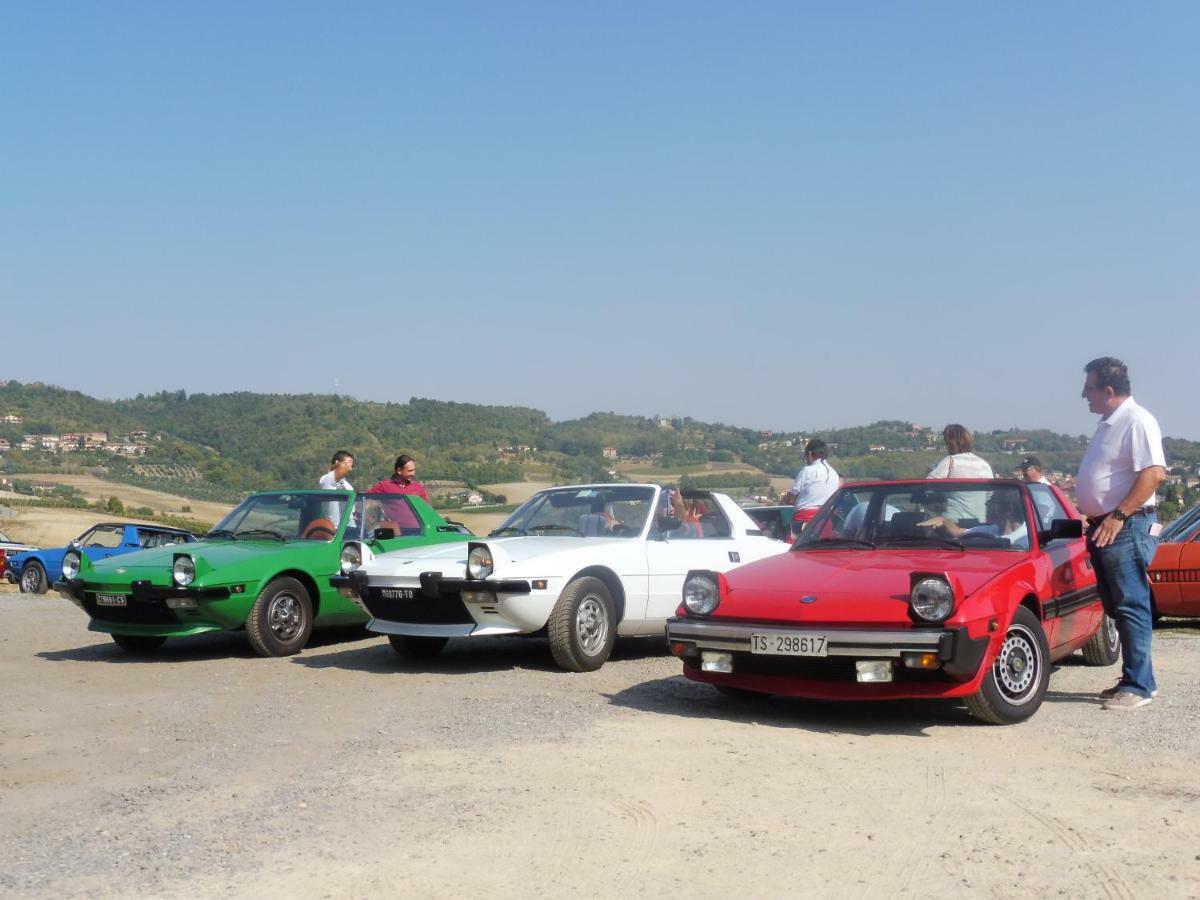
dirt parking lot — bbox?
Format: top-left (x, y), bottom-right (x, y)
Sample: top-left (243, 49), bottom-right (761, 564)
top-left (1, 582), bottom-right (1198, 899)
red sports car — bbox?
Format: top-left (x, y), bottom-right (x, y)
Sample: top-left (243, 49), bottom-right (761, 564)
top-left (1149, 504), bottom-right (1200, 619)
top-left (666, 479), bottom-right (1119, 725)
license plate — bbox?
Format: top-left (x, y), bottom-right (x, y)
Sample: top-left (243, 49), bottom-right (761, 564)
top-left (750, 632), bottom-right (827, 656)
top-left (379, 588), bottom-right (415, 600)
top-left (95, 593), bottom-right (127, 607)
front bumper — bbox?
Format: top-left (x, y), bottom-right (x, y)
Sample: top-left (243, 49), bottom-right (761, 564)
top-left (55, 578), bottom-right (233, 633)
top-left (666, 617), bottom-right (991, 699)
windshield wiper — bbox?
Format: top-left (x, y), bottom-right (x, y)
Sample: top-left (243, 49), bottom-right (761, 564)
top-left (879, 534), bottom-right (965, 550)
top-left (204, 529), bottom-right (237, 541)
top-left (488, 526), bottom-right (526, 537)
top-left (233, 529), bottom-right (287, 542)
top-left (803, 537), bottom-right (876, 549)
top-left (529, 524), bottom-right (584, 536)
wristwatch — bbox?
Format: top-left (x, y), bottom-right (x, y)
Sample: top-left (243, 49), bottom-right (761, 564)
top-left (1110, 509), bottom-right (1128, 522)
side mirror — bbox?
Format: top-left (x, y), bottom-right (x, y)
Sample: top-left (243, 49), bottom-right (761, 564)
top-left (372, 527), bottom-right (396, 540)
top-left (1039, 518), bottom-right (1084, 543)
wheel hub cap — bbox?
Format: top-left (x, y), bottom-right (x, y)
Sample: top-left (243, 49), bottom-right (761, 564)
top-left (995, 628), bottom-right (1038, 699)
top-left (268, 593), bottom-right (302, 641)
top-left (576, 595), bottom-right (608, 655)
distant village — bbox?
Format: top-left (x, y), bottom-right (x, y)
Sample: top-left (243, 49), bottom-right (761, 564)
top-left (0, 414), bottom-right (158, 457)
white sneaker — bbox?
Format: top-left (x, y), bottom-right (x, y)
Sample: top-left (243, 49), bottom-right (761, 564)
top-left (1102, 691), bottom-right (1153, 711)
top-left (1099, 682), bottom-right (1158, 699)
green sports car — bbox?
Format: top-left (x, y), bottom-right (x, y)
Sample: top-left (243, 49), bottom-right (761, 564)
top-left (53, 490), bottom-right (473, 656)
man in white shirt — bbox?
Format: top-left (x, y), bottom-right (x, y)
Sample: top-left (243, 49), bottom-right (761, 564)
top-left (1076, 358), bottom-right (1165, 711)
top-left (784, 439), bottom-right (840, 528)
top-left (318, 450), bottom-right (355, 531)
top-left (1019, 456), bottom-right (1056, 528)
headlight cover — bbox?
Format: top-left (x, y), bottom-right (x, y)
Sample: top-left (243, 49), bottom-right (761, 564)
top-left (173, 555), bottom-right (196, 587)
top-left (340, 543), bottom-right (363, 574)
top-left (467, 544), bottom-right (493, 580)
top-left (683, 572), bottom-right (720, 616)
top-left (910, 576), bottom-right (954, 622)
top-left (61, 550), bottom-right (81, 579)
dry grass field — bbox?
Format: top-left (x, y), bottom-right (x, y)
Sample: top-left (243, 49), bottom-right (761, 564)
top-left (17, 473), bottom-right (233, 523)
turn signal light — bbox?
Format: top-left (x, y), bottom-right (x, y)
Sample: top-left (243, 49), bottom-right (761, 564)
top-left (902, 652), bottom-right (940, 670)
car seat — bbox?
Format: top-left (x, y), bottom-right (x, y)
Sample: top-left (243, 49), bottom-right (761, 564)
top-left (301, 517), bottom-right (337, 541)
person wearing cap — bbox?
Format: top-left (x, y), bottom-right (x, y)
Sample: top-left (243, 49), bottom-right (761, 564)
top-left (1018, 456), bottom-right (1051, 486)
top-left (1077, 356), bottom-right (1166, 711)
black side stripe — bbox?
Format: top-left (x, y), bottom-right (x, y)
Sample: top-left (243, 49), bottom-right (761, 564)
top-left (1043, 586), bottom-right (1100, 620)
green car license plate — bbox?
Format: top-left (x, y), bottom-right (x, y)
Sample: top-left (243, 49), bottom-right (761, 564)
top-left (95, 593), bottom-right (128, 607)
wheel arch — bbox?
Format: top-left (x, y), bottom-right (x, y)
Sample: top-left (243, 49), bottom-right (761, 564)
top-left (268, 569), bottom-right (321, 616)
top-left (569, 566), bottom-right (626, 623)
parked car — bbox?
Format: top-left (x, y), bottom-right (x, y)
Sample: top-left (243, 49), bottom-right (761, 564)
top-left (1148, 503), bottom-right (1200, 619)
top-left (1, 526), bottom-right (40, 582)
top-left (666, 479), bottom-right (1119, 725)
top-left (54, 490), bottom-right (473, 656)
top-left (10, 522), bottom-right (195, 594)
top-left (744, 505), bottom-right (803, 542)
top-left (333, 484), bottom-right (791, 671)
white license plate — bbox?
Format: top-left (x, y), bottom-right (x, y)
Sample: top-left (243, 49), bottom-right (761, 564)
top-left (380, 588), bottom-right (415, 600)
top-left (95, 593), bottom-right (127, 607)
top-left (750, 632), bottom-right (827, 656)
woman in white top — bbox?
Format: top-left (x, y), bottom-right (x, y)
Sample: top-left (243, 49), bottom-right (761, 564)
top-left (927, 424), bottom-right (993, 524)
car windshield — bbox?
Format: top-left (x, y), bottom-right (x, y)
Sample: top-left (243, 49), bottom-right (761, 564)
top-left (207, 492), bottom-right (348, 542)
top-left (492, 486), bottom-right (656, 538)
top-left (797, 482), bottom-right (1032, 551)
top-left (1162, 504), bottom-right (1200, 542)
top-left (355, 493), bottom-right (424, 537)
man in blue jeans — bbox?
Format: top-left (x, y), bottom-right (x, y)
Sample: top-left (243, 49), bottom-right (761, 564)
top-left (1076, 357), bottom-right (1166, 710)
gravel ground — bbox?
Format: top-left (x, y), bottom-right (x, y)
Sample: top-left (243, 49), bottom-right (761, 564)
top-left (1, 583), bottom-right (1198, 899)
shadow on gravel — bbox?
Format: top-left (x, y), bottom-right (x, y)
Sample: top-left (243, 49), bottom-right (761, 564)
top-left (604, 674), bottom-right (971, 736)
top-left (290, 635), bottom-right (668, 675)
top-left (36, 625), bottom-right (376, 664)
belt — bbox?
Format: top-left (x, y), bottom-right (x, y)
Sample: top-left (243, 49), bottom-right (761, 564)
top-left (1086, 506), bottom-right (1156, 528)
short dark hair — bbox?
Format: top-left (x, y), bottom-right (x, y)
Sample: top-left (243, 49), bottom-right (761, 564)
top-left (394, 454), bottom-right (415, 473)
top-left (806, 439), bottom-right (828, 460)
top-left (942, 424), bottom-right (974, 455)
top-left (331, 450), bottom-right (353, 465)
top-left (1084, 357), bottom-right (1131, 396)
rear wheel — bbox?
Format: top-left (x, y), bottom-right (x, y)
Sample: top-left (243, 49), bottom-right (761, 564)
top-left (548, 576), bottom-right (616, 672)
top-left (965, 606), bottom-right (1050, 725)
top-left (1081, 612), bottom-right (1121, 666)
top-left (20, 561), bottom-right (48, 594)
top-left (387, 635), bottom-right (448, 658)
top-left (246, 577), bottom-right (313, 657)
top-left (111, 634), bottom-right (166, 653)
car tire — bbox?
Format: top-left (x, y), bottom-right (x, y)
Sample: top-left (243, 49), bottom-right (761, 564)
top-left (111, 634), bottom-right (167, 653)
top-left (387, 634), bottom-right (448, 658)
top-left (20, 561), bottom-right (49, 594)
top-left (965, 605), bottom-right (1050, 725)
top-left (1081, 612), bottom-right (1121, 666)
top-left (246, 577), bottom-right (313, 657)
top-left (548, 576), bottom-right (616, 672)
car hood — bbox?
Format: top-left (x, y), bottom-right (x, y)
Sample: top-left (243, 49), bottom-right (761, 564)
top-left (84, 540), bottom-right (321, 579)
top-left (713, 548), bottom-right (1022, 625)
top-left (366, 535), bottom-right (631, 578)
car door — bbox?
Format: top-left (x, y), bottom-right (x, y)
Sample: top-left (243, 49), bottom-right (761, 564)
top-left (1029, 484), bottom-right (1098, 651)
top-left (644, 502), bottom-right (745, 624)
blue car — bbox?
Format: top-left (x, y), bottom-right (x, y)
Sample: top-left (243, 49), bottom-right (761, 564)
top-left (10, 522), bottom-right (197, 594)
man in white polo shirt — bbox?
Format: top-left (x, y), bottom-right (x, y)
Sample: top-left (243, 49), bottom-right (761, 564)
top-left (784, 439), bottom-right (840, 530)
top-left (1076, 357), bottom-right (1166, 711)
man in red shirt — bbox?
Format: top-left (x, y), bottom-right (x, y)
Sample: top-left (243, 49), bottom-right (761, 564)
top-left (369, 454), bottom-right (431, 503)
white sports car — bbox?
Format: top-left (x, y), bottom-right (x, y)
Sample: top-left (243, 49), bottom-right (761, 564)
top-left (332, 483), bottom-right (790, 670)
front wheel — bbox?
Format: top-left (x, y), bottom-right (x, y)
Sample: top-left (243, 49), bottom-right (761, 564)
top-left (246, 577), bottom-right (313, 657)
top-left (111, 634), bottom-right (167, 653)
top-left (387, 635), bottom-right (448, 658)
top-left (548, 576), bottom-right (617, 672)
top-left (1081, 612), bottom-right (1121, 666)
top-left (965, 606), bottom-right (1050, 725)
top-left (20, 561), bottom-right (48, 594)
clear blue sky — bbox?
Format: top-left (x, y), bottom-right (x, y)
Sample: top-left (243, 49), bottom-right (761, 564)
top-left (4, 3), bottom-right (1197, 438)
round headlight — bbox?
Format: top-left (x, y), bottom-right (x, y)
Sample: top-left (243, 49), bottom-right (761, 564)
top-left (173, 555), bottom-right (196, 587)
top-left (683, 573), bottom-right (720, 616)
top-left (910, 577), bottom-right (954, 622)
top-left (340, 543), bottom-right (363, 575)
top-left (467, 545), bottom-right (493, 580)
top-left (61, 550), bottom-right (81, 580)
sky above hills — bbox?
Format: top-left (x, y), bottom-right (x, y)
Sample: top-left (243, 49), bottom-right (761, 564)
top-left (4, 3), bottom-right (1198, 438)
